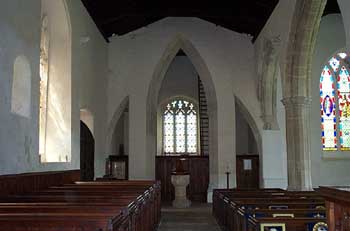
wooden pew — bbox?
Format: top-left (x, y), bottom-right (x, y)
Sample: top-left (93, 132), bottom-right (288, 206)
top-left (0, 180), bottom-right (161, 231)
top-left (213, 188), bottom-right (327, 231)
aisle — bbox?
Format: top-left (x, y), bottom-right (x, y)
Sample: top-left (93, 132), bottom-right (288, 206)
top-left (157, 203), bottom-right (220, 231)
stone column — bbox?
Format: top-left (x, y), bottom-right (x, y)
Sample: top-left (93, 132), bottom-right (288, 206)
top-left (281, 96), bottom-right (313, 191)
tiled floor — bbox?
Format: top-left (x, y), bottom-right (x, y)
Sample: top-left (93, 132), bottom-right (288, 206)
top-left (157, 203), bottom-right (220, 231)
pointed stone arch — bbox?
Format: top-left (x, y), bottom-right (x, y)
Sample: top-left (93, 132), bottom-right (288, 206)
top-left (80, 108), bottom-right (94, 136)
top-left (146, 35), bottom-right (219, 186)
top-left (235, 97), bottom-right (262, 156)
top-left (106, 96), bottom-right (129, 154)
top-left (235, 96), bottom-right (263, 186)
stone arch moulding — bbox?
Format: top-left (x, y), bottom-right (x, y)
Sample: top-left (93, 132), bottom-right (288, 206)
top-left (146, 34), bottom-right (219, 184)
top-left (235, 96), bottom-right (262, 156)
top-left (106, 96), bottom-right (129, 154)
top-left (235, 96), bottom-right (263, 186)
top-left (80, 108), bottom-right (94, 137)
top-left (282, 0), bottom-right (327, 191)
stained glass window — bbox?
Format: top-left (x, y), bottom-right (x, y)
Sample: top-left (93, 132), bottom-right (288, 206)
top-left (163, 99), bottom-right (198, 154)
top-left (164, 104), bottom-right (174, 153)
top-left (320, 52), bottom-right (350, 151)
top-left (320, 66), bottom-right (337, 150)
top-left (337, 67), bottom-right (350, 150)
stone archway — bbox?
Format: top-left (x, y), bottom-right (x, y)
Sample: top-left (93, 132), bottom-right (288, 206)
top-left (235, 96), bottom-right (263, 187)
top-left (106, 96), bottom-right (129, 154)
top-left (282, 0), bottom-right (327, 190)
top-left (146, 35), bottom-right (219, 197)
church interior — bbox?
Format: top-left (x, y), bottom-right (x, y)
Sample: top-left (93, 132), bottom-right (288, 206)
top-left (1, 0), bottom-right (350, 230)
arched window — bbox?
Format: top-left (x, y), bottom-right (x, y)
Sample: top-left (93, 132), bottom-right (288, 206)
top-left (320, 52), bottom-right (350, 151)
top-left (40, 0), bottom-right (72, 163)
top-left (163, 98), bottom-right (198, 154)
top-left (11, 55), bottom-right (31, 118)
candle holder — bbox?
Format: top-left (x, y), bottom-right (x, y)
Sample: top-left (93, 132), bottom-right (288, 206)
top-left (225, 171), bottom-right (231, 189)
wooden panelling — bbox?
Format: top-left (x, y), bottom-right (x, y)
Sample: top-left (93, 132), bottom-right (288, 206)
top-left (316, 186), bottom-right (350, 231)
top-left (0, 170), bottom-right (80, 196)
top-left (155, 155), bottom-right (209, 202)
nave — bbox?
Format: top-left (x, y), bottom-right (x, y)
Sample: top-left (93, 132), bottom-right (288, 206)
top-left (158, 204), bottom-right (220, 231)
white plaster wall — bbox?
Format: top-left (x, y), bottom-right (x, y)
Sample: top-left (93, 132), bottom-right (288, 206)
top-left (338, 0), bottom-right (350, 48)
top-left (261, 71), bottom-right (288, 189)
top-left (0, 0), bottom-right (108, 177)
top-left (255, 0), bottom-right (297, 92)
top-left (235, 109), bottom-right (250, 155)
top-left (107, 18), bottom-right (263, 190)
top-left (66, 0), bottom-right (108, 178)
top-left (111, 112), bottom-right (128, 155)
top-left (253, 0), bottom-right (294, 189)
top-left (0, 0), bottom-right (41, 174)
top-left (310, 14), bottom-right (350, 186)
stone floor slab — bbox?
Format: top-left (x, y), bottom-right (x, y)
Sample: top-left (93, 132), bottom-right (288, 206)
top-left (157, 203), bottom-right (220, 231)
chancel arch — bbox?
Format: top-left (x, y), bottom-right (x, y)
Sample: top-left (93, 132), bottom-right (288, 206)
top-left (39, 0), bottom-right (72, 163)
top-left (147, 35), bottom-right (218, 200)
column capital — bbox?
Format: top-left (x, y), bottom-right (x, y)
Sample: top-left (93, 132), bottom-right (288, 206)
top-left (281, 96), bottom-right (312, 107)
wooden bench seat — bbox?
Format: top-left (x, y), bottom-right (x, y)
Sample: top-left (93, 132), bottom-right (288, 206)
top-left (0, 180), bottom-right (161, 231)
top-left (0, 212), bottom-right (125, 231)
top-left (213, 188), bottom-right (327, 231)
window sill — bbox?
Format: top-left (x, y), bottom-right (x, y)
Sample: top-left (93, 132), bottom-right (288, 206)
top-left (322, 151), bottom-right (350, 160)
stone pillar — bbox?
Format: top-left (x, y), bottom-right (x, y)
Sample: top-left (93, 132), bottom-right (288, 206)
top-left (171, 174), bottom-right (191, 208)
top-left (281, 96), bottom-right (313, 191)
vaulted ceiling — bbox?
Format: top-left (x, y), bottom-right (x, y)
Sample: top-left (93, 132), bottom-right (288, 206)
top-left (81, 0), bottom-right (340, 43)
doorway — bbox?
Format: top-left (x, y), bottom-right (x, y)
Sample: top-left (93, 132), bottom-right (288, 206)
top-left (236, 154), bottom-right (259, 189)
top-left (80, 121), bottom-right (95, 181)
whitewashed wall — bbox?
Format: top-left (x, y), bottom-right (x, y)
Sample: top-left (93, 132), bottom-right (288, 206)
top-left (0, 0), bottom-right (108, 177)
top-left (253, 0), bottom-right (295, 189)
